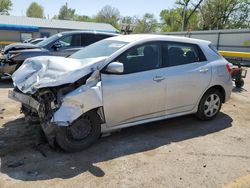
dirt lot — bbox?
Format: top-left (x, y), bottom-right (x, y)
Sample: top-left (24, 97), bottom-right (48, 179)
top-left (0, 74), bottom-right (250, 188)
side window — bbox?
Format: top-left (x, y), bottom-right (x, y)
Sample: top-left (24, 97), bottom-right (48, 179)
top-left (58, 34), bottom-right (81, 47)
top-left (163, 42), bottom-right (206, 67)
top-left (71, 34), bottom-right (81, 46)
top-left (116, 42), bottom-right (161, 74)
top-left (58, 35), bottom-right (72, 47)
top-left (82, 34), bottom-right (100, 46)
top-left (82, 34), bottom-right (112, 46)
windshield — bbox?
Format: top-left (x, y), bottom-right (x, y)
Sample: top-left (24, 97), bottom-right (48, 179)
top-left (37, 33), bottom-right (63, 47)
top-left (70, 39), bottom-right (128, 59)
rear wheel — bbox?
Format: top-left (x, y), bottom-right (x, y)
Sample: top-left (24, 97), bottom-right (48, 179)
top-left (56, 111), bottom-right (101, 152)
top-left (196, 89), bottom-right (222, 120)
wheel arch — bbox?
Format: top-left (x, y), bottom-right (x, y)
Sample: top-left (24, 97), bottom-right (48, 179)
top-left (203, 85), bottom-right (226, 103)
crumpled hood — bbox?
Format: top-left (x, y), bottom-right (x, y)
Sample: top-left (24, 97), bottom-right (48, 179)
top-left (12, 56), bottom-right (107, 94)
top-left (4, 43), bottom-right (39, 54)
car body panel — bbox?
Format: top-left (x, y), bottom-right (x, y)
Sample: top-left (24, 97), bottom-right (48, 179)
top-left (101, 68), bottom-right (167, 127)
top-left (164, 61), bottom-right (212, 114)
top-left (12, 56), bottom-right (106, 94)
top-left (9, 34), bottom-right (232, 138)
top-left (2, 43), bottom-right (40, 55)
top-left (52, 81), bottom-right (102, 126)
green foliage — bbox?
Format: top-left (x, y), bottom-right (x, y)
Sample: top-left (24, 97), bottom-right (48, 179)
top-left (160, 8), bottom-right (182, 32)
top-left (160, 0), bottom-right (250, 32)
top-left (121, 16), bottom-right (136, 25)
top-left (94, 5), bottom-right (121, 29)
top-left (57, 2), bottom-right (75, 20)
top-left (133, 13), bottom-right (158, 33)
top-left (200, 0), bottom-right (250, 29)
top-left (75, 15), bottom-right (93, 22)
top-left (26, 2), bottom-right (44, 18)
top-left (0, 0), bottom-right (12, 14)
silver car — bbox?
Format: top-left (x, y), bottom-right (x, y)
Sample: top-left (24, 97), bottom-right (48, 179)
top-left (9, 34), bottom-right (232, 152)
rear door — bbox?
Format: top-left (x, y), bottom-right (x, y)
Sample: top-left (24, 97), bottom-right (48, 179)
top-left (162, 42), bottom-right (212, 114)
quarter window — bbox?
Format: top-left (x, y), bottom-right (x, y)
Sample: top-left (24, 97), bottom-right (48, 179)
top-left (116, 42), bottom-right (161, 74)
top-left (163, 42), bottom-right (206, 67)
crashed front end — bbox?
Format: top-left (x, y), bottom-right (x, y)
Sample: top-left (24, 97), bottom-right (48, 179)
top-left (9, 56), bottom-right (105, 146)
top-left (0, 53), bottom-right (19, 80)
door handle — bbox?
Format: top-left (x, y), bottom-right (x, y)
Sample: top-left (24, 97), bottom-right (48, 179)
top-left (153, 76), bottom-right (166, 82)
top-left (199, 68), bottom-right (209, 73)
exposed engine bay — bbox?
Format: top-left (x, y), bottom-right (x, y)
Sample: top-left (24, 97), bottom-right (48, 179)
top-left (9, 56), bottom-right (106, 146)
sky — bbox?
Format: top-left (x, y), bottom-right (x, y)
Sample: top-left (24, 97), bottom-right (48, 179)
top-left (10, 0), bottom-right (176, 20)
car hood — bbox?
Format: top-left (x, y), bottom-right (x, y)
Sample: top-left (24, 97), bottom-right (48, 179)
top-left (4, 43), bottom-right (40, 54)
top-left (12, 56), bottom-right (107, 94)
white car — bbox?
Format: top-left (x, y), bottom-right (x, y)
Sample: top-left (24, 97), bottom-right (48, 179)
top-left (9, 34), bottom-right (233, 152)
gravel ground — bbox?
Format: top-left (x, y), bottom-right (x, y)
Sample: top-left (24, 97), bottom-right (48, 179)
top-left (0, 73), bottom-right (249, 188)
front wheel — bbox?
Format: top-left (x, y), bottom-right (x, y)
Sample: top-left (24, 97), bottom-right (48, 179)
top-left (56, 111), bottom-right (101, 152)
top-left (196, 90), bottom-right (222, 120)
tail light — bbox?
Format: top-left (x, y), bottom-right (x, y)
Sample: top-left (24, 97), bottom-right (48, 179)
top-left (226, 63), bottom-right (232, 74)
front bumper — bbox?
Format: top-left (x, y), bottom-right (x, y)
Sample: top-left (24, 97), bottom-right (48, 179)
top-left (8, 90), bottom-right (40, 111)
top-left (8, 89), bottom-right (57, 145)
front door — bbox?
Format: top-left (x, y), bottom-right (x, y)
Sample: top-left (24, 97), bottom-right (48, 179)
top-left (49, 34), bottom-right (82, 57)
top-left (101, 42), bottom-right (167, 127)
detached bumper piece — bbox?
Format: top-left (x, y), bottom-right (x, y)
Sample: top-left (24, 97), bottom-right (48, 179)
top-left (8, 90), bottom-right (40, 111)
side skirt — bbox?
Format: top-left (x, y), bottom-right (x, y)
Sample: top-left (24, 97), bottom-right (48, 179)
top-left (100, 109), bottom-right (197, 133)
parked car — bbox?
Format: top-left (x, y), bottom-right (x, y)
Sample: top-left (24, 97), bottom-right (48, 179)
top-left (0, 31), bottom-right (118, 79)
top-left (9, 34), bottom-right (233, 152)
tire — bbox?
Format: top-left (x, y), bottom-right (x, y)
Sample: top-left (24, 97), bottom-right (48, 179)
top-left (235, 79), bottom-right (244, 88)
top-left (196, 89), bottom-right (222, 120)
top-left (21, 104), bottom-right (40, 124)
top-left (56, 110), bottom-right (101, 152)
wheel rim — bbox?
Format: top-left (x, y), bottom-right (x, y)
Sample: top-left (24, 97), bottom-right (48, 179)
top-left (204, 93), bottom-right (220, 117)
top-left (67, 117), bottom-right (92, 140)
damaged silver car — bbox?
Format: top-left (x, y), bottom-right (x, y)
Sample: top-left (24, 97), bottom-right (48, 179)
top-left (9, 34), bottom-right (232, 152)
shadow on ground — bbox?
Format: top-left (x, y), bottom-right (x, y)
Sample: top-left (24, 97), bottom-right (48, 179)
top-left (0, 113), bottom-right (232, 181)
top-left (0, 79), bottom-right (13, 89)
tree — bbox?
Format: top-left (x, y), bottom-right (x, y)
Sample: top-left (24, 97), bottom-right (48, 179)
top-left (75, 15), bottom-right (93, 22)
top-left (0, 0), bottom-right (12, 15)
top-left (26, 2), bottom-right (44, 18)
top-left (160, 8), bottom-right (183, 32)
top-left (175, 0), bottom-right (204, 31)
top-left (121, 16), bottom-right (136, 24)
top-left (95, 5), bottom-right (121, 28)
top-left (57, 2), bottom-right (75, 20)
top-left (133, 13), bottom-right (158, 33)
top-left (200, 0), bottom-right (250, 29)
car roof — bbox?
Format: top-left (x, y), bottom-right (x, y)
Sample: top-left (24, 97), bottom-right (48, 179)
top-left (107, 34), bottom-right (211, 45)
top-left (60, 30), bottom-right (119, 36)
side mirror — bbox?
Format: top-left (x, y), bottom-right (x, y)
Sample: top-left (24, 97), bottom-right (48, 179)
top-left (106, 62), bottom-right (124, 74)
top-left (52, 42), bottom-right (62, 51)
